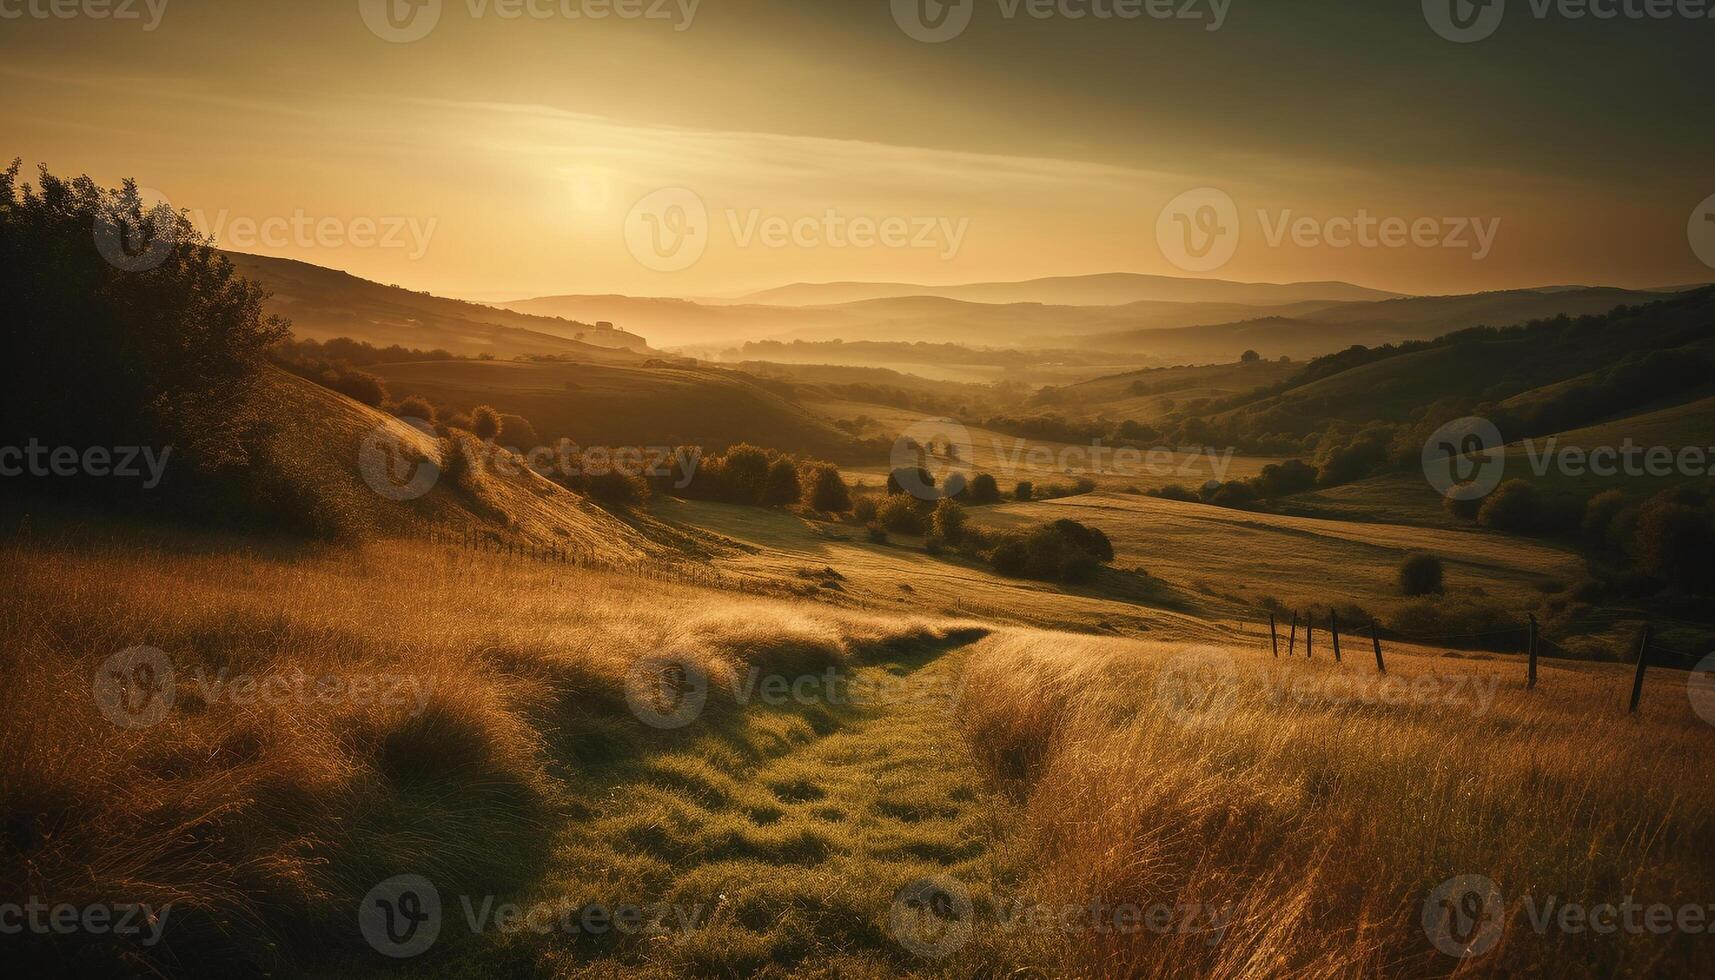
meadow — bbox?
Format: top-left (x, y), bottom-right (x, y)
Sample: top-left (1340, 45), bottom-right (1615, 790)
top-left (8, 520), bottom-right (1709, 977)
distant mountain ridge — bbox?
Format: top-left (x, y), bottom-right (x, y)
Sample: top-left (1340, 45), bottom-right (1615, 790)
top-left (722, 272), bottom-right (1400, 308)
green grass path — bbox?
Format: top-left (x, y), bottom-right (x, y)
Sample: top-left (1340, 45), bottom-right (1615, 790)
top-left (459, 638), bottom-right (1021, 978)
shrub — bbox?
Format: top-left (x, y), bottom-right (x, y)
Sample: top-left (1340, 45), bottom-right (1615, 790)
top-left (395, 394), bottom-right (437, 424)
top-left (325, 368), bottom-right (388, 407)
top-left (763, 456), bottom-right (802, 506)
top-left (966, 473), bottom-right (1001, 504)
top-left (1582, 490), bottom-right (1628, 543)
top-left (1251, 459), bottom-right (1317, 499)
top-left (984, 519), bottom-right (1113, 583)
top-left (1148, 484), bottom-right (1199, 503)
top-left (1398, 552), bottom-right (1445, 596)
top-left (1442, 487), bottom-right (1484, 522)
top-left (1477, 479), bottom-right (1543, 533)
top-left (1634, 497), bottom-right (1715, 593)
top-left (865, 522), bottom-right (889, 544)
top-left (924, 533), bottom-right (945, 556)
top-left (499, 413), bottom-right (539, 447)
top-left (1205, 480), bottom-right (1258, 510)
top-left (932, 499), bottom-right (968, 543)
top-left (470, 405), bottom-right (502, 441)
top-left (851, 496), bottom-right (879, 523)
top-left (576, 469), bottom-right (650, 509)
top-left (801, 463), bottom-right (852, 514)
top-left (717, 444), bottom-right (772, 503)
top-left (878, 494), bottom-right (929, 535)
top-left (1015, 481), bottom-right (1034, 502)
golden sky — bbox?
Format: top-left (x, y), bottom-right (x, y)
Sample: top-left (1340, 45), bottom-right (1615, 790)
top-left (3, 0), bottom-right (1709, 300)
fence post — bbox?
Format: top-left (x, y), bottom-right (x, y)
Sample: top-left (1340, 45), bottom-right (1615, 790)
top-left (1269, 614), bottom-right (1279, 658)
top-left (1288, 611), bottom-right (1298, 657)
top-left (1370, 619), bottom-right (1385, 674)
top-left (1305, 612), bottom-right (1314, 660)
top-left (1628, 624), bottom-right (1651, 714)
top-left (1527, 613), bottom-right (1539, 690)
top-left (1330, 608), bottom-right (1342, 663)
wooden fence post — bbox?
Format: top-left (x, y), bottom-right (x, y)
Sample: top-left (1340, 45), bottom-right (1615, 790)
top-left (1288, 612), bottom-right (1298, 657)
top-left (1330, 608), bottom-right (1342, 663)
top-left (1305, 612), bottom-right (1314, 660)
top-left (1370, 619), bottom-right (1385, 674)
top-left (1527, 613), bottom-right (1539, 690)
top-left (1269, 614), bottom-right (1279, 658)
top-left (1628, 624), bottom-right (1651, 714)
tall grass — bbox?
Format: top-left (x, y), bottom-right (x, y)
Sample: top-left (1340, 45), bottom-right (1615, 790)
top-left (0, 530), bottom-right (957, 975)
top-left (955, 631), bottom-right (1715, 978)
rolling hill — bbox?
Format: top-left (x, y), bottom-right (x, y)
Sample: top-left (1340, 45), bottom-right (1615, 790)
top-left (369, 357), bottom-right (859, 460)
top-left (226, 252), bottom-right (652, 359)
top-left (1072, 286), bottom-right (1691, 360)
top-left (727, 272), bottom-right (1399, 307)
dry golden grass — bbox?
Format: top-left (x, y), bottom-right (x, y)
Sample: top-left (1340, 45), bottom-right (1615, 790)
top-left (0, 528), bottom-right (972, 975)
top-left (954, 630), bottom-right (1715, 978)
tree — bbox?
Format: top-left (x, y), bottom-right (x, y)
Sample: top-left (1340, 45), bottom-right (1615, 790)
top-left (718, 444), bottom-right (772, 503)
top-left (1399, 553), bottom-right (1445, 596)
top-left (801, 464), bottom-right (852, 514)
top-left (932, 499), bottom-right (967, 544)
top-left (763, 456), bottom-right (802, 506)
top-left (965, 473), bottom-right (1001, 504)
top-left (1241, 349), bottom-right (1261, 363)
top-left (1477, 479), bottom-right (1542, 533)
top-left (470, 405), bottom-right (502, 441)
top-left (0, 161), bottom-right (288, 512)
top-left (1634, 498), bottom-right (1715, 593)
top-left (1015, 480), bottom-right (1034, 502)
top-left (879, 494), bottom-right (929, 535)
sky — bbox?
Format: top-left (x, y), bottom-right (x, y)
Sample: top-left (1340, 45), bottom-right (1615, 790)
top-left (2, 0), bottom-right (1711, 300)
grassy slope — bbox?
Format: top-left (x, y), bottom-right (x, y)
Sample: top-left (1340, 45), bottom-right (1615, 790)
top-left (967, 491), bottom-right (1582, 621)
top-left (372, 358), bottom-right (857, 460)
top-left (226, 252), bottom-right (651, 358)
top-left (808, 398), bottom-right (1283, 493)
top-left (254, 368), bottom-right (659, 558)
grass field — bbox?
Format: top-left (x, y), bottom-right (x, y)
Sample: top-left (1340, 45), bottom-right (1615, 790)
top-left (8, 520), bottom-right (1709, 978)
